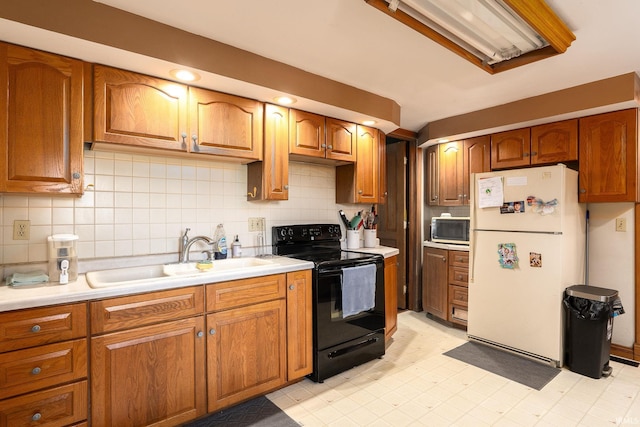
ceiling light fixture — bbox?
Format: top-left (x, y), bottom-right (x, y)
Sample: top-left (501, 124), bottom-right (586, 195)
top-left (274, 96), bottom-right (297, 105)
top-left (365, 0), bottom-right (575, 74)
top-left (170, 69), bottom-right (200, 82)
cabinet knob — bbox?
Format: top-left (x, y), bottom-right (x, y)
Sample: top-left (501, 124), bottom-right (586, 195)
top-left (192, 135), bottom-right (199, 151)
top-left (31, 325), bottom-right (41, 333)
top-left (523, 152), bottom-right (530, 157)
top-left (458, 194), bottom-right (463, 199)
top-left (321, 143), bottom-right (327, 148)
top-left (442, 257), bottom-right (446, 262)
top-left (197, 331), bottom-right (204, 338)
top-left (289, 284), bottom-right (295, 290)
top-left (72, 172), bottom-right (81, 180)
top-left (181, 133), bottom-right (187, 148)
top-left (209, 328), bottom-right (216, 335)
top-left (531, 151), bottom-right (538, 156)
top-left (327, 145), bottom-right (333, 150)
top-left (32, 413), bottom-right (42, 422)
top-left (358, 190), bottom-right (363, 194)
top-left (284, 185), bottom-right (289, 190)
top-left (580, 188), bottom-right (586, 194)
top-left (31, 367), bottom-right (42, 375)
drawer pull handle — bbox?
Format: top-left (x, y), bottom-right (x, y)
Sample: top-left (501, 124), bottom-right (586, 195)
top-left (32, 413), bottom-right (42, 421)
top-left (31, 325), bottom-right (41, 333)
top-left (209, 329), bottom-right (216, 335)
top-left (31, 367), bottom-right (41, 375)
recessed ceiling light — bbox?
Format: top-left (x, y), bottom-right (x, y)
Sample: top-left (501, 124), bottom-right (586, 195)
top-left (438, 138), bottom-right (450, 143)
top-left (273, 96), bottom-right (296, 105)
top-left (170, 69), bottom-right (200, 82)
top-left (362, 120), bottom-right (376, 126)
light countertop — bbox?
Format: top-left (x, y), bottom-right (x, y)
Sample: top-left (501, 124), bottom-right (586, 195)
top-left (0, 256), bottom-right (313, 313)
top-left (346, 246), bottom-right (399, 258)
top-left (423, 241), bottom-right (469, 251)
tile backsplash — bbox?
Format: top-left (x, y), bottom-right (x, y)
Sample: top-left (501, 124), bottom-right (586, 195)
top-left (1, 149), bottom-right (361, 265)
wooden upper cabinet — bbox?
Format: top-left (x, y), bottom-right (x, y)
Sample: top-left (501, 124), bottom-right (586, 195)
top-left (325, 118), bottom-right (357, 162)
top-left (336, 125), bottom-right (379, 204)
top-left (531, 119), bottom-right (578, 165)
top-left (94, 65), bottom-right (188, 151)
top-left (579, 109), bottom-right (638, 202)
top-left (438, 141), bottom-right (464, 206)
top-left (378, 129), bottom-right (388, 204)
top-left (289, 111), bottom-right (356, 162)
top-left (247, 104), bottom-right (289, 200)
top-left (463, 135), bottom-right (491, 205)
top-left (189, 87), bottom-right (263, 161)
top-left (0, 42), bottom-right (84, 195)
top-left (425, 144), bottom-right (439, 205)
top-left (491, 128), bottom-right (531, 169)
top-left (289, 109), bottom-right (326, 158)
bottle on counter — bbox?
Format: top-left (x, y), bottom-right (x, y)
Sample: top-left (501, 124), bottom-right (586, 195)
top-left (232, 235), bottom-right (242, 258)
top-left (213, 224), bottom-right (228, 259)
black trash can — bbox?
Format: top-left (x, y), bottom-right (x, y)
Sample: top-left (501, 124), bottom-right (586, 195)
top-left (563, 285), bottom-right (623, 379)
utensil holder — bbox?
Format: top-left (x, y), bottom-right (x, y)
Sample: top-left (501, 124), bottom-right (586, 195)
top-left (364, 229), bottom-right (377, 248)
top-left (346, 230), bottom-right (360, 249)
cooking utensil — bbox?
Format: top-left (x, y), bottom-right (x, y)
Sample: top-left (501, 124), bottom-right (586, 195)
top-left (338, 210), bottom-right (351, 229)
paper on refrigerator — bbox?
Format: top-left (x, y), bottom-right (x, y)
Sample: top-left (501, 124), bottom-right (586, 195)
top-left (477, 176), bottom-right (504, 208)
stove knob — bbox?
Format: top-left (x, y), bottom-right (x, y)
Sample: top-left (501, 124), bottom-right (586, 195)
top-left (288, 228), bottom-right (294, 236)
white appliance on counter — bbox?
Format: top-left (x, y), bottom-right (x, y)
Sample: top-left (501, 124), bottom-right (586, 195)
top-left (468, 164), bottom-right (585, 366)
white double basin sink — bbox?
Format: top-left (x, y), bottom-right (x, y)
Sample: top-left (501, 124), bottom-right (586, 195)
top-left (85, 257), bottom-right (280, 289)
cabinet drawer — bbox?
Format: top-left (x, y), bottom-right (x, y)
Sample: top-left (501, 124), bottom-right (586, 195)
top-left (0, 339), bottom-right (87, 400)
top-left (450, 305), bottom-right (468, 325)
top-left (90, 286), bottom-right (204, 334)
top-left (0, 304), bottom-right (87, 353)
top-left (0, 380), bottom-right (87, 427)
top-left (449, 285), bottom-right (468, 306)
top-left (449, 265), bottom-right (469, 287)
top-left (206, 274), bottom-right (286, 312)
top-left (449, 251), bottom-right (469, 267)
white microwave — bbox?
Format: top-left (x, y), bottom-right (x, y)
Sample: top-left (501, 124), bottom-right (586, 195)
top-left (430, 216), bottom-right (470, 244)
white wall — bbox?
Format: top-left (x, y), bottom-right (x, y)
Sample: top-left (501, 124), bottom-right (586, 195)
top-left (587, 203), bottom-right (635, 347)
top-left (0, 149), bottom-right (363, 266)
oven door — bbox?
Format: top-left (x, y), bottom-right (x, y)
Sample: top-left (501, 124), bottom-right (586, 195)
top-left (314, 257), bottom-right (385, 351)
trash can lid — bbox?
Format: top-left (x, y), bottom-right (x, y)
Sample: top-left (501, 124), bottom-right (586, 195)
top-left (565, 284), bottom-right (618, 302)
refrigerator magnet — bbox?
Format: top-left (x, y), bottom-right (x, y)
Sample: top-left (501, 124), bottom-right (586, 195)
top-left (529, 252), bottom-right (542, 267)
top-left (497, 243), bottom-right (518, 269)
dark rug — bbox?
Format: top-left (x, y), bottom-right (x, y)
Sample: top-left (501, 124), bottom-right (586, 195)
top-left (444, 341), bottom-right (561, 390)
top-left (182, 396), bottom-right (299, 427)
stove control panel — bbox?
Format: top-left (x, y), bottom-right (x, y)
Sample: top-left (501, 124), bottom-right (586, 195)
top-left (272, 224), bottom-right (342, 244)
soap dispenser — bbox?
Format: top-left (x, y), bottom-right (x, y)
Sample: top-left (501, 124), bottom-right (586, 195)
top-left (232, 235), bottom-right (242, 258)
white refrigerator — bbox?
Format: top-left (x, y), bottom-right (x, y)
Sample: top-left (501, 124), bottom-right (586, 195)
top-left (468, 164), bottom-right (585, 366)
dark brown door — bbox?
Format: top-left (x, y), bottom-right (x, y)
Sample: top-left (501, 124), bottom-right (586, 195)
top-left (377, 141), bottom-right (407, 309)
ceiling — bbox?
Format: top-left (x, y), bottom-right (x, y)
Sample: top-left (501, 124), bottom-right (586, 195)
top-left (3, 0), bottom-right (640, 137)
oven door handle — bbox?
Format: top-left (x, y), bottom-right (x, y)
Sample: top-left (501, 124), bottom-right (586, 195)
top-left (317, 259), bottom-right (380, 274)
top-left (327, 336), bottom-right (380, 359)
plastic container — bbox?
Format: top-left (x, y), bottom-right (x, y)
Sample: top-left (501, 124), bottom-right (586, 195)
top-left (213, 224), bottom-right (228, 259)
top-left (47, 234), bottom-right (79, 284)
top-left (563, 285), bottom-right (623, 378)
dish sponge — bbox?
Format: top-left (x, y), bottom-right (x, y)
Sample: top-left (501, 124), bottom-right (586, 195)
top-left (196, 260), bottom-right (213, 271)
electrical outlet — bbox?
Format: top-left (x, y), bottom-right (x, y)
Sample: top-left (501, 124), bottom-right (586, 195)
top-left (13, 220), bottom-right (30, 240)
top-left (248, 217), bottom-right (265, 232)
top-left (616, 218), bottom-right (627, 232)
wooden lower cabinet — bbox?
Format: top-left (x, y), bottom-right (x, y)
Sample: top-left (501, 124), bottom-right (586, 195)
top-left (384, 256), bottom-right (398, 343)
top-left (422, 247), bottom-right (448, 319)
top-left (286, 270), bottom-right (313, 380)
top-left (206, 299), bottom-right (286, 412)
top-left (91, 317), bottom-right (206, 426)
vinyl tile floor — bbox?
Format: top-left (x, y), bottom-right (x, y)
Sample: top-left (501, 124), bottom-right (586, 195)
top-left (267, 311), bottom-right (640, 426)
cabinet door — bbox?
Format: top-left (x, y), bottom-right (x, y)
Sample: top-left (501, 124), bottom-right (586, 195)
top-left (248, 104), bottom-right (289, 200)
top-left (189, 87), bottom-right (263, 160)
top-left (94, 65), bottom-right (188, 150)
top-left (207, 299), bottom-right (286, 412)
top-left (0, 43), bottom-right (84, 194)
top-left (91, 317), bottom-right (206, 427)
top-left (579, 109), bottom-right (638, 202)
top-left (378, 129), bottom-right (388, 204)
top-left (326, 118), bottom-right (356, 162)
top-left (463, 135), bottom-right (491, 205)
top-left (422, 248), bottom-right (448, 320)
top-left (289, 109), bottom-right (325, 158)
top-left (425, 145), bottom-right (439, 205)
top-left (531, 119), bottom-right (578, 165)
top-left (384, 256), bottom-right (398, 343)
top-left (355, 125), bottom-right (379, 203)
top-left (286, 270), bottom-right (312, 380)
top-left (438, 141), bottom-right (464, 206)
top-left (490, 128), bottom-right (531, 169)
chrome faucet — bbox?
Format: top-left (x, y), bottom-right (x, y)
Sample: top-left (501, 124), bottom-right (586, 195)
top-left (179, 229), bottom-right (215, 263)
